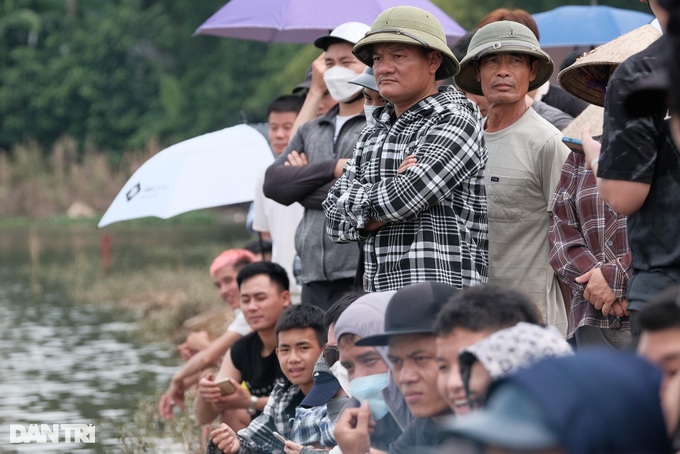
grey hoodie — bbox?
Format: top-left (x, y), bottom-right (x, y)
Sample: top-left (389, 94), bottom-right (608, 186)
top-left (334, 291), bottom-right (413, 434)
top-left (264, 105), bottom-right (365, 284)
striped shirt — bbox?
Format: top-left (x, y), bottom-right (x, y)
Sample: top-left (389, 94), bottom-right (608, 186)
top-left (323, 86), bottom-right (488, 291)
top-left (549, 150), bottom-right (631, 339)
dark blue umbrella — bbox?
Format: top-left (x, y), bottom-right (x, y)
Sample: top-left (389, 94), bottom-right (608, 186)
top-left (533, 5), bottom-right (653, 47)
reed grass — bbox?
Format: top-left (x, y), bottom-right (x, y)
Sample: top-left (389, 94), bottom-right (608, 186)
top-left (0, 135), bottom-right (159, 217)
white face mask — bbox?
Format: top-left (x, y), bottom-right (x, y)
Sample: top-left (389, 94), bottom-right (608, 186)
top-left (329, 361), bottom-right (352, 396)
top-left (324, 66), bottom-right (362, 103)
top-left (364, 105), bottom-right (380, 127)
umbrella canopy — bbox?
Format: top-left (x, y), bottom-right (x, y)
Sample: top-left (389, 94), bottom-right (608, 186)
top-left (195, 0), bottom-right (465, 44)
top-left (98, 124), bottom-right (273, 228)
top-left (533, 5), bottom-right (653, 48)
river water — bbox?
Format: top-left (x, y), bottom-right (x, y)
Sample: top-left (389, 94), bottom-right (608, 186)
top-left (0, 223), bottom-right (246, 453)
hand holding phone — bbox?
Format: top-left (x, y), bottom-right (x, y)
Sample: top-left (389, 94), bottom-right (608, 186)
top-left (272, 431), bottom-right (287, 444)
top-left (215, 377), bottom-right (236, 396)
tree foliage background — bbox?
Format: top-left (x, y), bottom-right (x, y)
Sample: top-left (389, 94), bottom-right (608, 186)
top-left (0, 0), bottom-right (649, 157)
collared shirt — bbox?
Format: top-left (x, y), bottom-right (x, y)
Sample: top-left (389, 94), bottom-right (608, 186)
top-left (290, 404), bottom-right (335, 448)
top-left (323, 86), bottom-right (488, 291)
top-left (549, 150), bottom-right (631, 339)
top-left (237, 380), bottom-right (303, 454)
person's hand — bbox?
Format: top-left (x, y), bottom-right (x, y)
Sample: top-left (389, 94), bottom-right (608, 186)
top-left (212, 379), bottom-right (251, 411)
top-left (581, 123), bottom-right (602, 171)
top-left (575, 268), bottom-right (626, 317)
top-left (334, 158), bottom-right (349, 177)
top-left (158, 379), bottom-right (185, 419)
top-left (177, 343), bottom-right (195, 361)
top-left (285, 151), bottom-right (309, 167)
top-left (283, 440), bottom-right (305, 454)
top-left (334, 401), bottom-right (373, 454)
top-left (198, 373), bottom-right (223, 404)
top-left (184, 330), bottom-right (211, 351)
top-left (210, 423), bottom-right (240, 454)
top-left (309, 53), bottom-right (328, 95)
top-left (397, 155), bottom-right (417, 174)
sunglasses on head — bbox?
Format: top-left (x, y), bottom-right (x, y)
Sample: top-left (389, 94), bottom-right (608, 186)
top-left (323, 345), bottom-right (339, 367)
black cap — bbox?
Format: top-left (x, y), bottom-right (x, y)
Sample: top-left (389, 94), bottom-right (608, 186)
top-left (356, 282), bottom-right (458, 346)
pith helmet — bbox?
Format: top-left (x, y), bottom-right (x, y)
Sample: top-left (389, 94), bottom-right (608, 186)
top-left (353, 6), bottom-right (459, 80)
top-left (457, 21), bottom-right (554, 96)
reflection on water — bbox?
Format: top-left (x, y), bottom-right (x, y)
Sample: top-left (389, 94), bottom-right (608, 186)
top-left (0, 223), bottom-right (247, 453)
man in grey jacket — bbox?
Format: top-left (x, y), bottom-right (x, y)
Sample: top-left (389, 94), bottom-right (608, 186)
top-left (263, 22), bottom-right (368, 310)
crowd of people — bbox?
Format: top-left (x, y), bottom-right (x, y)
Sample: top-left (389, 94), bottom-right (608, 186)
top-left (158, 1), bottom-right (680, 452)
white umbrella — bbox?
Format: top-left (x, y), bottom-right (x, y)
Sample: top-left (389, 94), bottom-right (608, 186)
top-left (98, 124), bottom-right (273, 228)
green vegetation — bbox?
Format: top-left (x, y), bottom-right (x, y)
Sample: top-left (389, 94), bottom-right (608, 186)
top-left (0, 0), bottom-right (649, 217)
top-left (0, 0), bottom-right (649, 157)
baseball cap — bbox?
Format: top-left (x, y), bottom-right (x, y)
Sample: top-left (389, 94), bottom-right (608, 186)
top-left (349, 66), bottom-right (378, 91)
top-left (314, 22), bottom-right (371, 50)
top-left (292, 66), bottom-right (313, 94)
top-left (356, 281), bottom-right (458, 346)
top-left (300, 354), bottom-right (341, 408)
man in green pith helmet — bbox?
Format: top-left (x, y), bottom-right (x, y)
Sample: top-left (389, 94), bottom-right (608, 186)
top-left (323, 5), bottom-right (488, 294)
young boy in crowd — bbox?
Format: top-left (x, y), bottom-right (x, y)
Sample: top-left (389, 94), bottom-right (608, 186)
top-left (208, 304), bottom-right (327, 453)
top-left (194, 262), bottom-right (290, 428)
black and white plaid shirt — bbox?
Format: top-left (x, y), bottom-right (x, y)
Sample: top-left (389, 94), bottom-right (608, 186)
top-left (323, 86), bottom-right (489, 291)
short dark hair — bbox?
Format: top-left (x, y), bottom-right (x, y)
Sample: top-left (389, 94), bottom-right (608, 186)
top-left (477, 9), bottom-right (539, 40)
top-left (236, 261), bottom-right (289, 291)
top-left (451, 30), bottom-right (475, 62)
top-left (267, 95), bottom-right (304, 117)
top-left (276, 304), bottom-right (327, 347)
top-left (637, 285), bottom-right (680, 332)
top-left (433, 284), bottom-right (542, 336)
top-left (323, 290), bottom-right (367, 332)
top-left (242, 238), bottom-right (273, 258)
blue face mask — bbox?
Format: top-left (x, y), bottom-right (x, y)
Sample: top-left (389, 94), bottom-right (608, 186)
top-left (349, 373), bottom-right (390, 420)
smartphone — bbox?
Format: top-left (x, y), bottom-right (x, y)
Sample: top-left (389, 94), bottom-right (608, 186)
top-left (562, 136), bottom-right (584, 152)
top-left (215, 377), bottom-right (236, 396)
top-left (272, 431), bottom-right (287, 444)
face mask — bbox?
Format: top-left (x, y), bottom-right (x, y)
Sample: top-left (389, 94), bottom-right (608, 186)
top-left (349, 373), bottom-right (390, 420)
top-left (364, 105), bottom-right (380, 127)
top-left (324, 66), bottom-right (362, 103)
top-left (329, 361), bottom-right (352, 396)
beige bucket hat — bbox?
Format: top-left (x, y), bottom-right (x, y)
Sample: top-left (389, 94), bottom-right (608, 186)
top-left (352, 6), bottom-right (459, 80)
top-left (457, 21), bottom-right (554, 96)
top-left (558, 24), bottom-right (661, 107)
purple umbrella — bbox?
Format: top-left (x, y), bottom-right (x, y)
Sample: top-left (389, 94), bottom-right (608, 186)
top-left (195, 0), bottom-right (465, 44)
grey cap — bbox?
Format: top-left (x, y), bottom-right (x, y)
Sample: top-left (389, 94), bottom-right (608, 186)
top-left (334, 290), bottom-right (396, 364)
top-left (349, 67), bottom-right (378, 92)
top-left (456, 21), bottom-right (554, 96)
top-left (356, 282), bottom-right (458, 346)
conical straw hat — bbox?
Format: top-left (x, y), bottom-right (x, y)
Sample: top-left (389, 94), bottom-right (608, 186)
top-left (561, 104), bottom-right (604, 139)
top-left (558, 24), bottom-right (661, 107)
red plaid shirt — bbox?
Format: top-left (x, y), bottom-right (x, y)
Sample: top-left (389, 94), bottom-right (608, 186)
top-left (549, 150), bottom-right (631, 339)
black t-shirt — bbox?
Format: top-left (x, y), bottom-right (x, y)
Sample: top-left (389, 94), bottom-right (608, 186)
top-left (230, 332), bottom-right (285, 398)
top-left (598, 36), bottom-right (680, 309)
